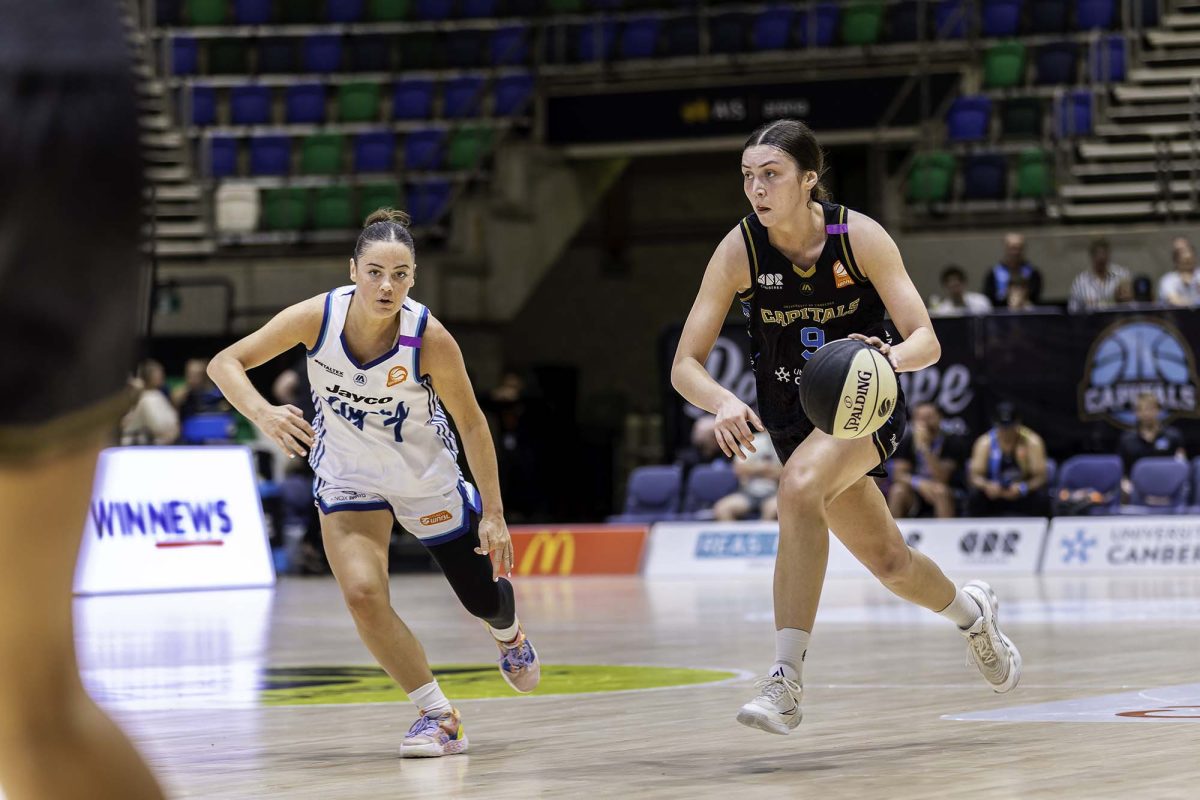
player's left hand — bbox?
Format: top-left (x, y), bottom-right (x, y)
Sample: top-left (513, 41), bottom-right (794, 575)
top-left (475, 513), bottom-right (513, 581)
top-left (848, 333), bottom-right (900, 371)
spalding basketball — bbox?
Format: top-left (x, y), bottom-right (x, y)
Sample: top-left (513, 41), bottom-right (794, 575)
top-left (798, 338), bottom-right (898, 440)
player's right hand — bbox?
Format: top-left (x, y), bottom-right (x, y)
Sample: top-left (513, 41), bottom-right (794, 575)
top-left (714, 397), bottom-right (765, 461)
top-left (256, 404), bottom-right (315, 458)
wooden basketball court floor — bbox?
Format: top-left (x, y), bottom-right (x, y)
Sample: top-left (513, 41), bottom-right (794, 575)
top-left (72, 572), bottom-right (1200, 799)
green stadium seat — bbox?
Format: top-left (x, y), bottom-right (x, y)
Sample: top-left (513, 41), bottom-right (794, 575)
top-left (358, 182), bottom-right (402, 219)
top-left (300, 134), bottom-right (346, 175)
top-left (1015, 149), bottom-right (1052, 198)
top-left (368, 0), bottom-right (412, 20)
top-left (187, 0), bottom-right (228, 25)
top-left (261, 187), bottom-right (309, 231)
top-left (1001, 97), bottom-right (1044, 138)
top-left (209, 40), bottom-right (250, 74)
top-left (314, 186), bottom-right (355, 229)
top-left (983, 41), bottom-right (1026, 89)
top-left (447, 127), bottom-right (493, 171)
top-left (279, 0), bottom-right (323, 23)
top-left (908, 151), bottom-right (955, 202)
top-left (338, 82), bottom-right (382, 123)
top-left (841, 3), bottom-right (884, 45)
top-left (397, 33), bottom-right (439, 70)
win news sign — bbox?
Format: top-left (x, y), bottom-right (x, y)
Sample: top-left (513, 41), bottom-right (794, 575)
top-left (75, 447), bottom-right (275, 595)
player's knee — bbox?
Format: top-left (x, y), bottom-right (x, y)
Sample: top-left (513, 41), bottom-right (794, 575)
top-left (0, 666), bottom-right (83, 737)
top-left (863, 540), bottom-right (913, 583)
top-left (777, 468), bottom-right (825, 511)
top-left (341, 578), bottom-right (389, 619)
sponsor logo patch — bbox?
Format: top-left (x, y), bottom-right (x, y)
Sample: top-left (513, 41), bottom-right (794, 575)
top-left (388, 365), bottom-right (409, 387)
top-left (833, 260), bottom-right (854, 289)
top-left (420, 510), bottom-right (453, 526)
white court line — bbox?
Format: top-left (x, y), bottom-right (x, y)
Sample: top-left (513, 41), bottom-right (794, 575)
top-left (942, 682), bottom-right (1200, 723)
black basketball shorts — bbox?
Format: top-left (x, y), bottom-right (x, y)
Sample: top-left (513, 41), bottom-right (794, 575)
top-left (767, 389), bottom-right (908, 479)
top-left (0, 66), bottom-right (145, 461)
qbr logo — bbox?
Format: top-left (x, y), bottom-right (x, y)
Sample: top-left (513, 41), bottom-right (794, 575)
top-left (758, 273), bottom-right (784, 289)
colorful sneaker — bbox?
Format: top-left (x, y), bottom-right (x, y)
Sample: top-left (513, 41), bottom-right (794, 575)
top-left (400, 708), bottom-right (469, 758)
top-left (496, 626), bottom-right (540, 693)
top-left (962, 580), bottom-right (1022, 694)
top-left (736, 672), bottom-right (803, 735)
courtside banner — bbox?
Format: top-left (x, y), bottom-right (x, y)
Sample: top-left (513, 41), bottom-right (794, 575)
top-left (1044, 515), bottom-right (1200, 574)
top-left (644, 519), bottom-right (1048, 577)
top-left (508, 525), bottom-right (647, 576)
top-left (74, 447), bottom-right (275, 595)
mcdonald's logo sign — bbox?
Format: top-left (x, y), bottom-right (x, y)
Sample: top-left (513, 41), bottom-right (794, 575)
top-left (509, 526), bottom-right (648, 576)
top-left (517, 532), bottom-right (576, 576)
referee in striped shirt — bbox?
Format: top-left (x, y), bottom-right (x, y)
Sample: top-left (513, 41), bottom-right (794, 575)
top-left (1068, 238), bottom-right (1131, 313)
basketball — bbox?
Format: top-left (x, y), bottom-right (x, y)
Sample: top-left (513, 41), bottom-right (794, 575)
top-left (798, 338), bottom-right (898, 440)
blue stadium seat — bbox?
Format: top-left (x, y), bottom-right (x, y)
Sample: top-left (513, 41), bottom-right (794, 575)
top-left (443, 76), bottom-right (484, 118)
top-left (1056, 90), bottom-right (1092, 136)
top-left (1029, 0), bottom-right (1068, 33)
top-left (795, 3), bottom-right (838, 47)
top-left (491, 25), bottom-right (530, 66)
top-left (392, 79), bottom-right (435, 120)
top-left (934, 0), bottom-right (967, 38)
top-left (171, 37), bottom-right (199, 75)
top-left (258, 37), bottom-right (298, 73)
top-left (980, 0), bottom-right (1022, 37)
top-left (249, 135), bottom-right (291, 175)
top-left (1090, 34), bottom-right (1125, 81)
top-left (405, 129), bottom-right (446, 170)
top-left (187, 85), bottom-right (216, 126)
top-left (460, 0), bottom-right (498, 18)
top-left (946, 96), bottom-right (991, 141)
top-left (349, 35), bottom-right (392, 72)
top-left (414, 0), bottom-right (453, 20)
top-left (607, 465), bottom-right (683, 523)
top-left (754, 7), bottom-right (795, 50)
top-left (408, 180), bottom-right (453, 226)
top-left (303, 34), bottom-right (343, 72)
top-left (180, 413), bottom-right (236, 444)
top-left (888, 2), bottom-right (920, 42)
top-left (209, 136), bottom-right (238, 177)
top-left (328, 0), bottom-right (366, 22)
top-left (495, 74), bottom-right (534, 116)
top-left (1057, 454), bottom-right (1122, 513)
top-left (230, 85), bottom-right (272, 125)
top-left (1076, 0), bottom-right (1115, 29)
top-left (285, 83), bottom-right (326, 124)
top-left (233, 0), bottom-right (273, 24)
top-left (354, 131), bottom-right (396, 172)
top-left (619, 18), bottom-right (661, 60)
top-left (446, 30), bottom-right (486, 69)
top-left (1120, 457), bottom-right (1191, 514)
top-left (711, 12), bottom-right (750, 53)
top-left (156, 0), bottom-right (181, 25)
top-left (1035, 41), bottom-right (1078, 85)
top-left (679, 463), bottom-right (739, 520)
top-left (962, 154), bottom-right (1008, 200)
top-left (575, 21), bottom-right (617, 62)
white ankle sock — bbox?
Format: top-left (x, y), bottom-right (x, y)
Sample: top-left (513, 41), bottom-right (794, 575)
top-left (940, 588), bottom-right (984, 629)
top-left (489, 618), bottom-right (520, 644)
top-left (408, 679), bottom-right (451, 716)
top-left (771, 628), bottom-right (810, 682)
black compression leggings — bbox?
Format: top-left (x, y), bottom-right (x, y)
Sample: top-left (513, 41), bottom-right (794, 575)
top-left (424, 513), bottom-right (515, 630)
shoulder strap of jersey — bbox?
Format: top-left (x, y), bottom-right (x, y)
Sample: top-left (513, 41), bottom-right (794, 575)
top-left (827, 204), bottom-right (868, 284)
top-left (737, 214), bottom-right (762, 302)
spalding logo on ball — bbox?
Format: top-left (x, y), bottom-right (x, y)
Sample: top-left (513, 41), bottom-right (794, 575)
top-left (798, 339), bottom-right (898, 440)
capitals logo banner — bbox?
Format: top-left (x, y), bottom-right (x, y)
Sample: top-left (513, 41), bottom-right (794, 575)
top-left (1079, 318), bottom-right (1199, 427)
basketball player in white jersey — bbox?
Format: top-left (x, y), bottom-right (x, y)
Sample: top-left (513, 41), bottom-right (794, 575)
top-left (208, 209), bottom-right (539, 758)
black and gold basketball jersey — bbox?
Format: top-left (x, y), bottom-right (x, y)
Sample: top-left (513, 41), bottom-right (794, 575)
top-left (737, 201), bottom-right (895, 430)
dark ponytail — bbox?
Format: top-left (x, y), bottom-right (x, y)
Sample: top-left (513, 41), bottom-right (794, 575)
top-left (353, 207), bottom-right (415, 261)
top-left (744, 119), bottom-right (830, 202)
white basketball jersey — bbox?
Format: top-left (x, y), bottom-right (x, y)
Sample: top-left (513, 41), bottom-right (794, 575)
top-left (306, 286), bottom-right (461, 498)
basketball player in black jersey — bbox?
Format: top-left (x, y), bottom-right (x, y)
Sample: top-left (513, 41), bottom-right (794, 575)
top-left (672, 120), bottom-right (1021, 735)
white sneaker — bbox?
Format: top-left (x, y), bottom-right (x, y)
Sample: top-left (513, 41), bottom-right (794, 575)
top-left (736, 673), bottom-right (803, 735)
top-left (961, 580), bottom-right (1022, 693)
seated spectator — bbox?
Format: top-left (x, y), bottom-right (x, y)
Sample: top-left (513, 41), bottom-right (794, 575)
top-left (887, 402), bottom-right (969, 518)
top-left (120, 359), bottom-right (179, 445)
top-left (967, 402), bottom-right (1049, 517)
top-left (1003, 274), bottom-right (1035, 312)
top-left (1118, 392), bottom-right (1187, 495)
top-left (1068, 238), bottom-right (1131, 313)
top-left (928, 264), bottom-right (992, 316)
top-left (983, 232), bottom-right (1042, 307)
top-left (713, 431), bottom-right (781, 521)
top-left (675, 414), bottom-right (724, 477)
top-left (1159, 237), bottom-right (1200, 307)
top-left (172, 357), bottom-right (229, 421)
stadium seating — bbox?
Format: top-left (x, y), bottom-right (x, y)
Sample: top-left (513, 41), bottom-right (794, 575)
top-left (329, 0), bottom-right (367, 23)
top-left (393, 79), bottom-right (435, 120)
top-left (1015, 149), bottom-right (1052, 198)
top-left (303, 35), bottom-right (343, 73)
top-left (313, 186), bottom-right (355, 229)
top-left (187, 85), bottom-right (216, 126)
top-left (210, 39), bottom-right (250, 74)
top-left (1090, 35), bottom-right (1126, 82)
top-left (262, 187), bottom-right (309, 230)
top-left (491, 25), bottom-right (530, 66)
top-left (448, 127), bottom-right (493, 170)
top-left (443, 76), bottom-right (485, 119)
top-left (337, 82), bottom-right (381, 123)
top-left (1028, 0), bottom-right (1069, 33)
top-left (1057, 454), bottom-right (1122, 514)
top-left (405, 128), bottom-right (446, 170)
top-left (679, 463), bottom-right (739, 520)
top-left (172, 37), bottom-right (199, 75)
top-left (980, 0), bottom-right (1021, 37)
top-left (367, 0), bottom-right (411, 21)
top-left (962, 154), bottom-right (1007, 200)
top-left (711, 13), bottom-right (750, 53)
top-left (230, 85), bottom-right (271, 126)
top-left (946, 96), bottom-right (991, 141)
top-left (495, 74), bottom-right (535, 116)
top-left (259, 38), bottom-right (298, 73)
top-left (359, 182), bottom-right (402, 219)
top-left (407, 180), bottom-right (453, 226)
top-left (1120, 457), bottom-right (1191, 514)
top-left (249, 135), bottom-right (291, 175)
top-left (280, 0), bottom-right (322, 23)
top-left (181, 413), bottom-right (236, 444)
top-left (619, 18), bottom-right (662, 59)
top-left (1077, 0), bottom-right (1116, 30)
top-left (350, 36), bottom-right (393, 72)
top-left (232, 0), bottom-right (271, 25)
top-left (983, 41), bottom-right (1026, 89)
top-left (285, 84), bottom-right (327, 125)
top-left (795, 4), bottom-right (839, 47)
top-left (607, 465), bottom-right (682, 523)
top-left (841, 3), bottom-right (885, 45)
top-left (934, 0), bottom-right (968, 38)
top-left (187, 0), bottom-right (226, 26)
top-left (908, 151), bottom-right (955, 202)
top-left (1000, 97), bottom-right (1044, 138)
top-left (209, 136), bottom-right (239, 177)
top-left (754, 7), bottom-right (794, 51)
top-left (1056, 90), bottom-right (1093, 137)
top-left (353, 131), bottom-right (396, 172)
top-left (1034, 42), bottom-right (1079, 85)
top-left (663, 18), bottom-right (700, 56)
top-left (300, 133), bottom-right (345, 175)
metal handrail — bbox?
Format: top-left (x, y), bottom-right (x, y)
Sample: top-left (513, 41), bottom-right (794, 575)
top-left (1190, 77), bottom-right (1199, 214)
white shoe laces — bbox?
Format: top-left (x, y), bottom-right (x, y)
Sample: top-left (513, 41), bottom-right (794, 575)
top-left (753, 675), bottom-right (802, 707)
top-left (966, 625), bottom-right (1000, 669)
